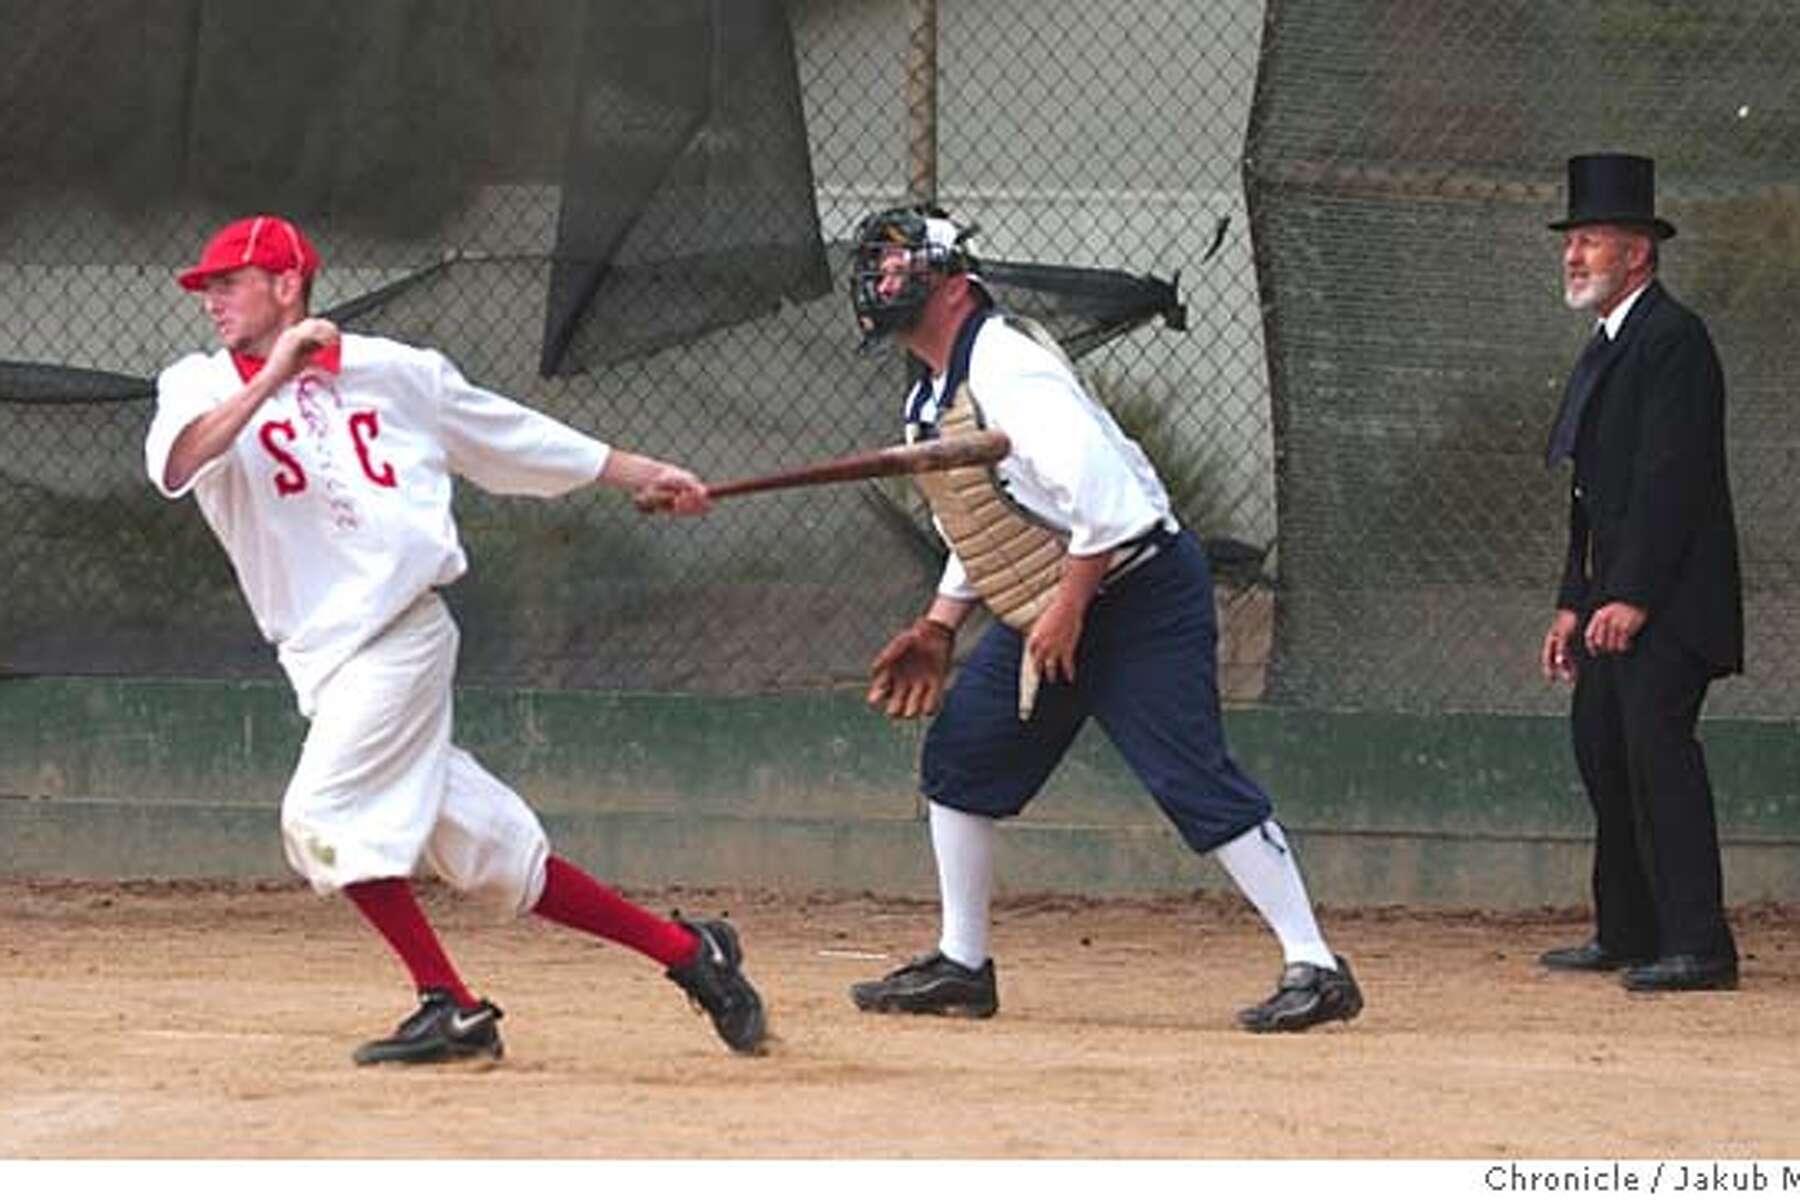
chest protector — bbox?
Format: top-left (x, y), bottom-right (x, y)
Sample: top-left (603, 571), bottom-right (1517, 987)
top-left (907, 311), bottom-right (1071, 632)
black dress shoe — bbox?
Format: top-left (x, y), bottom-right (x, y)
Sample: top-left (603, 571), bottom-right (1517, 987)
top-left (1538, 941), bottom-right (1651, 972)
top-left (1621, 954), bottom-right (1739, 992)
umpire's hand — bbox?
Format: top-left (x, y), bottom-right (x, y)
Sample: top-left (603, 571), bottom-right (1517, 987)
top-left (868, 618), bottom-right (954, 719)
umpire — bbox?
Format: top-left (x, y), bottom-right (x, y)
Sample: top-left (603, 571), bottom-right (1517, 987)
top-left (1537, 154), bottom-right (1742, 992)
top-left (845, 205), bottom-right (1363, 1033)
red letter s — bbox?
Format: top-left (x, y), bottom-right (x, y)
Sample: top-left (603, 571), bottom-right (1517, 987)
top-left (258, 420), bottom-right (308, 496)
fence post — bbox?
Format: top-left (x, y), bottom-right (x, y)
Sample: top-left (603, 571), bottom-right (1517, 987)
top-left (905, 0), bottom-right (938, 205)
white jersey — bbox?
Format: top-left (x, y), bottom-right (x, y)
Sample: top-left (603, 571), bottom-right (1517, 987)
top-left (907, 315), bottom-right (1173, 601)
top-left (145, 332), bottom-right (609, 714)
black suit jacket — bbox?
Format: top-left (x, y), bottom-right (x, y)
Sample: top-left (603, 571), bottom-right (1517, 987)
top-left (1555, 280), bottom-right (1743, 676)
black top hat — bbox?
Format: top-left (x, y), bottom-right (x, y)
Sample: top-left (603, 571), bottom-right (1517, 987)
top-left (1548, 153), bottom-right (1676, 240)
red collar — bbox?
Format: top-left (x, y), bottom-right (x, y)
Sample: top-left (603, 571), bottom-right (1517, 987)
top-left (230, 341), bottom-right (342, 385)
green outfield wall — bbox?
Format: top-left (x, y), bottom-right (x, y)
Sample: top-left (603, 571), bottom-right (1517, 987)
top-left (1, 676), bottom-right (1796, 908)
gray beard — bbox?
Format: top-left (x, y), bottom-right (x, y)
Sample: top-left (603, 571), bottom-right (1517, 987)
top-left (1564, 266), bottom-right (1625, 312)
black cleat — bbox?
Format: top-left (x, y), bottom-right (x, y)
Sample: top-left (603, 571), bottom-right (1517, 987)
top-left (352, 990), bottom-right (504, 1066)
top-left (851, 951), bottom-right (999, 1018)
top-left (667, 918), bottom-right (769, 1055)
top-left (1237, 955), bottom-right (1364, 1033)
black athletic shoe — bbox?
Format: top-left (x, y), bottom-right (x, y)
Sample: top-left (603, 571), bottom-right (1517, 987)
top-left (667, 918), bottom-right (769, 1055)
top-left (1236, 955), bottom-right (1364, 1033)
top-left (352, 990), bottom-right (504, 1066)
top-left (850, 951), bottom-right (999, 1018)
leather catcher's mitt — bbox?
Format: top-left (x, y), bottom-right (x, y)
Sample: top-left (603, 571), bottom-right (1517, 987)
top-left (867, 617), bottom-right (954, 719)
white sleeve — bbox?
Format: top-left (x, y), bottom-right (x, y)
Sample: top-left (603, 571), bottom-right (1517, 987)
top-left (935, 545), bottom-right (981, 602)
top-left (144, 354), bottom-right (228, 499)
top-left (432, 353), bottom-right (610, 496)
top-left (983, 361), bottom-right (1155, 557)
top-left (930, 510), bottom-right (981, 600)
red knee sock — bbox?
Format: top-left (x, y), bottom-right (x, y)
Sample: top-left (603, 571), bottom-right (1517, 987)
top-left (532, 855), bottom-right (700, 968)
top-left (343, 877), bottom-right (477, 1009)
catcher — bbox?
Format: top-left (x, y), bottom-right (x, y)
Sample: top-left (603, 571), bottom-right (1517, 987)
top-left (846, 205), bottom-right (1364, 1032)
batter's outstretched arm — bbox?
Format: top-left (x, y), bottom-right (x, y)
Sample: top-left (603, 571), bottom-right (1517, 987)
top-left (601, 448), bottom-right (711, 516)
top-left (163, 318), bottom-right (337, 492)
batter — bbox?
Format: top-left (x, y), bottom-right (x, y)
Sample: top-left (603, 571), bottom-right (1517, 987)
top-left (145, 215), bottom-right (768, 1064)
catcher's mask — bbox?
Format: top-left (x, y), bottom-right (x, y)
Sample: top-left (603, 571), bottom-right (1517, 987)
top-left (848, 205), bottom-right (978, 351)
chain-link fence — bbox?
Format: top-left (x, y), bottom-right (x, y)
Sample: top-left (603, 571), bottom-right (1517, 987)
top-left (1249, 0), bottom-right (1800, 718)
top-left (3, 0), bottom-right (1798, 719)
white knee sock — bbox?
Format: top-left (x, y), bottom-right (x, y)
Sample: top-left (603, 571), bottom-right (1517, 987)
top-left (929, 801), bottom-right (995, 969)
top-left (1212, 820), bottom-right (1335, 969)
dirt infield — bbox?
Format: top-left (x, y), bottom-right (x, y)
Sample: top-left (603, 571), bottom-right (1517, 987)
top-left (2, 879), bottom-right (1796, 1159)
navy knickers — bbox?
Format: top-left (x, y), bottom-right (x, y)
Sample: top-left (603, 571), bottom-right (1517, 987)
top-left (920, 529), bottom-right (1272, 854)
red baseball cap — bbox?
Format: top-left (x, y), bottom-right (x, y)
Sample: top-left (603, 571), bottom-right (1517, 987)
top-left (177, 215), bottom-right (321, 292)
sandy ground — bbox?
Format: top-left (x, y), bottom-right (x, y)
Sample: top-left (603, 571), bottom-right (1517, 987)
top-left (1, 878), bottom-right (1797, 1160)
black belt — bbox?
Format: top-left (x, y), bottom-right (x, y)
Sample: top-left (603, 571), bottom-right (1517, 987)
top-left (1102, 518), bottom-right (1181, 586)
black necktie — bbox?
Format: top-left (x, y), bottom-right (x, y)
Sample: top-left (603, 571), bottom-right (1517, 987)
top-left (1544, 327), bottom-right (1610, 468)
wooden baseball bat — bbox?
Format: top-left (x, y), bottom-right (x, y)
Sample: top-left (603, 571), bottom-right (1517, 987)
top-left (703, 430), bottom-right (1011, 500)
